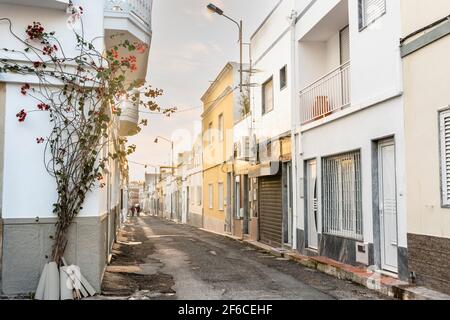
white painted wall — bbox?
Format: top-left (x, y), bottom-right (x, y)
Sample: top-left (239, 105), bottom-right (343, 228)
top-left (348, 0), bottom-right (403, 107)
top-left (300, 98), bottom-right (406, 247)
top-left (251, 0), bottom-right (296, 141)
top-left (186, 171), bottom-right (203, 217)
top-left (0, 1), bottom-right (105, 63)
top-left (298, 42), bottom-right (327, 89)
top-left (0, 1), bottom-right (125, 220)
top-left (293, 0), bottom-right (407, 249)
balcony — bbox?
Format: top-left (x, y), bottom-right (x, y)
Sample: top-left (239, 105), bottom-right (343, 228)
top-left (0, 0), bottom-right (69, 10)
top-left (300, 61), bottom-right (350, 124)
top-left (104, 0), bottom-right (152, 44)
top-left (104, 1), bottom-right (153, 137)
top-left (119, 91), bottom-right (141, 137)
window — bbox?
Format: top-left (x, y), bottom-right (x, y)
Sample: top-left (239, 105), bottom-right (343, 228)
top-left (208, 122), bottom-right (213, 146)
top-left (218, 113), bottom-right (224, 142)
top-left (262, 77), bottom-right (274, 114)
top-left (197, 186), bottom-right (202, 206)
top-left (190, 187), bottom-right (195, 205)
top-left (218, 182), bottom-right (224, 211)
top-left (359, 0), bottom-right (386, 30)
top-left (322, 151), bottom-right (363, 240)
top-left (208, 184), bottom-right (213, 209)
top-left (440, 109), bottom-right (450, 206)
top-left (280, 66), bottom-right (287, 90)
top-left (340, 26), bottom-right (350, 64)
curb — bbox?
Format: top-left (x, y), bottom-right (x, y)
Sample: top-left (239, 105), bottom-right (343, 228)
top-left (240, 239), bottom-right (450, 300)
top-left (186, 220), bottom-right (450, 300)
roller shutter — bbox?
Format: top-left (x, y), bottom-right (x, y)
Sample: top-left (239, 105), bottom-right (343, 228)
top-left (259, 174), bottom-right (283, 247)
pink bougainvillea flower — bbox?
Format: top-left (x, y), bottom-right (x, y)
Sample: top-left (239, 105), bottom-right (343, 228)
top-left (110, 48), bottom-right (119, 59)
top-left (37, 103), bottom-right (50, 111)
top-left (67, 4), bottom-right (84, 26)
top-left (20, 83), bottom-right (30, 95)
top-left (16, 109), bottom-right (27, 122)
top-left (121, 55), bottom-right (138, 72)
top-left (36, 137), bottom-right (45, 144)
top-left (135, 42), bottom-right (148, 54)
top-left (26, 22), bottom-right (44, 40)
top-left (43, 45), bottom-right (55, 56)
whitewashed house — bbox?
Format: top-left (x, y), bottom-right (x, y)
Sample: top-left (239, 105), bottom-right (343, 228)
top-left (144, 171), bottom-right (158, 215)
top-left (247, 0), bottom-right (297, 248)
top-left (0, 0), bottom-right (153, 294)
top-left (184, 135), bottom-right (203, 228)
top-left (292, 0), bottom-right (408, 279)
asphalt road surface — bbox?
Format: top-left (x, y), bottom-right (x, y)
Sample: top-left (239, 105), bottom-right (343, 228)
top-left (99, 215), bottom-right (388, 300)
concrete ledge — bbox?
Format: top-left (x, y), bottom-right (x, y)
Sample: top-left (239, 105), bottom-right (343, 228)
top-left (2, 213), bottom-right (108, 226)
top-left (199, 227), bottom-right (243, 242)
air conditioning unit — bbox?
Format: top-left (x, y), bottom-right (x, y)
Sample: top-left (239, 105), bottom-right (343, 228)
top-left (236, 136), bottom-right (255, 160)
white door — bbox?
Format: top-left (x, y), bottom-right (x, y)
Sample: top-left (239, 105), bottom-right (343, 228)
top-left (306, 160), bottom-right (319, 249)
top-left (378, 140), bottom-right (398, 273)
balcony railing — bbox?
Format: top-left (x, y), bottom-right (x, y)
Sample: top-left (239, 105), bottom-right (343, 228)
top-left (300, 61), bottom-right (351, 125)
top-left (105, 0), bottom-right (152, 29)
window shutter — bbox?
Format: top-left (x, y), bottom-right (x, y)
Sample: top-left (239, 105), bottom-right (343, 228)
top-left (440, 110), bottom-right (450, 205)
top-left (361, 0), bottom-right (386, 28)
top-left (340, 26), bottom-right (350, 64)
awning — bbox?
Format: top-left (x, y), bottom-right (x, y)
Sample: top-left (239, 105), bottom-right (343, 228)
top-left (248, 161), bottom-right (281, 178)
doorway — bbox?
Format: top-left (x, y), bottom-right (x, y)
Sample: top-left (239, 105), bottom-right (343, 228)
top-left (378, 139), bottom-right (398, 273)
top-left (243, 175), bottom-right (250, 235)
top-left (306, 159), bottom-right (319, 250)
top-left (285, 163), bottom-right (294, 246)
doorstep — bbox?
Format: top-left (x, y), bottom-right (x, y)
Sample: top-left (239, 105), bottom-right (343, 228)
top-left (242, 239), bottom-right (450, 300)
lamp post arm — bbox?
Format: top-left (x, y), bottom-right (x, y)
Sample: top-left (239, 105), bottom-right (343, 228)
top-left (156, 136), bottom-right (172, 144)
top-left (222, 13), bottom-right (241, 33)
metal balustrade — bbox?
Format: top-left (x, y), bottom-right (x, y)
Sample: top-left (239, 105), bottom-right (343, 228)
top-left (300, 61), bottom-right (351, 124)
top-left (105, 0), bottom-right (152, 29)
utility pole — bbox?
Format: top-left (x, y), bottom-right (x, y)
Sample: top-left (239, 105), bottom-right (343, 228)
top-left (207, 3), bottom-right (244, 92)
top-left (239, 19), bottom-right (243, 92)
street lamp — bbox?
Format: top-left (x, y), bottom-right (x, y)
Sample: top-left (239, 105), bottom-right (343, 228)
top-left (154, 136), bottom-right (174, 175)
top-left (207, 3), bottom-right (243, 92)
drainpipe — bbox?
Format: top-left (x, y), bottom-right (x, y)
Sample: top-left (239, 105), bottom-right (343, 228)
top-left (289, 10), bottom-right (299, 251)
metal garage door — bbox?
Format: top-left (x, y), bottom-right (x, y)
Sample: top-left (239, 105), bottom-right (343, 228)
top-left (259, 174), bottom-right (283, 247)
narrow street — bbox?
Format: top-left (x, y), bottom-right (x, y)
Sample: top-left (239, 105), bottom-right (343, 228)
top-left (98, 215), bottom-right (388, 300)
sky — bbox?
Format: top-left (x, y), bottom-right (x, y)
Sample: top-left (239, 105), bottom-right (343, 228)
top-left (127, 0), bottom-right (279, 181)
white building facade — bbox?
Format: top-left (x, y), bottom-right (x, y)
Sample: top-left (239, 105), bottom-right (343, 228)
top-left (0, 0), bottom-right (153, 294)
top-left (184, 136), bottom-right (203, 228)
top-left (247, 0), bottom-right (297, 248)
top-left (292, 0), bottom-right (408, 279)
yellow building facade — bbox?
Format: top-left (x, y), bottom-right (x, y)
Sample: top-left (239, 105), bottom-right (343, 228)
top-left (400, 0), bottom-right (450, 294)
top-left (201, 63), bottom-right (239, 234)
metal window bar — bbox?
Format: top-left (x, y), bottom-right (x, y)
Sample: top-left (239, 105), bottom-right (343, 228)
top-left (322, 152), bottom-right (363, 240)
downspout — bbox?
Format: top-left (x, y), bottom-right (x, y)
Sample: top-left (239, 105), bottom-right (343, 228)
top-left (289, 10), bottom-right (299, 250)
